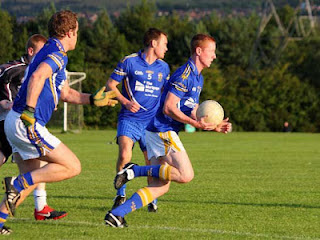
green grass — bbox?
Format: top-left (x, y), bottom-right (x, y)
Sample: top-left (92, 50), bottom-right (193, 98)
top-left (1, 131), bottom-right (320, 239)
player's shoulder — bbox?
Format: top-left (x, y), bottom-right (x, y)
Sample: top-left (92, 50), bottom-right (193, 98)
top-left (156, 59), bottom-right (170, 69)
top-left (45, 50), bottom-right (68, 69)
top-left (175, 62), bottom-right (194, 81)
top-left (121, 53), bottom-right (139, 63)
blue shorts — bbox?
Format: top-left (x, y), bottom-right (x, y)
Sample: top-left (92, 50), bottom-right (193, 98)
top-left (117, 119), bottom-right (147, 151)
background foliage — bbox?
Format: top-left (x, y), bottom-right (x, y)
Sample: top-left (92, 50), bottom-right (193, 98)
top-left (0, 0), bottom-right (319, 132)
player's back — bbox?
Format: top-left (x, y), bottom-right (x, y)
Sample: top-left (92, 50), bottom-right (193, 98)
top-left (13, 38), bottom-right (68, 126)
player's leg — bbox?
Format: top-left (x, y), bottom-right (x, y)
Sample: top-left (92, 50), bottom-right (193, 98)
top-left (144, 150), bottom-right (158, 212)
top-left (2, 142), bottom-right (81, 217)
top-left (0, 170), bottom-right (37, 234)
top-left (140, 137), bottom-right (158, 212)
top-left (112, 135), bottom-right (134, 208)
top-left (114, 130), bottom-right (193, 189)
top-left (33, 160), bottom-right (68, 221)
top-left (106, 132), bottom-right (194, 227)
top-left (113, 119), bottom-right (145, 208)
top-left (0, 120), bottom-right (12, 168)
top-left (0, 152), bottom-right (40, 230)
top-left (105, 156), bottom-right (170, 227)
top-left (27, 142), bottom-right (81, 183)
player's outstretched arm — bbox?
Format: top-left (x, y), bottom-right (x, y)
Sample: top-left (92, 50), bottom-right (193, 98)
top-left (61, 81), bottom-right (118, 107)
top-left (90, 86), bottom-right (118, 107)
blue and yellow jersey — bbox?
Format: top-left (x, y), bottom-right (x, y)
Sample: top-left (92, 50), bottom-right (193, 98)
top-left (13, 38), bottom-right (68, 126)
top-left (110, 50), bottom-right (170, 122)
top-left (147, 58), bottom-right (203, 133)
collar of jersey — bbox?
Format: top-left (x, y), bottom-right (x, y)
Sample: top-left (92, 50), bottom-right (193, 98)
top-left (51, 38), bottom-right (66, 53)
top-left (187, 58), bottom-right (199, 75)
top-left (138, 49), bottom-right (158, 66)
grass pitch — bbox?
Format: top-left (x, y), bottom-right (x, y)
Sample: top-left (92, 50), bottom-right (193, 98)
top-left (1, 130), bottom-right (320, 239)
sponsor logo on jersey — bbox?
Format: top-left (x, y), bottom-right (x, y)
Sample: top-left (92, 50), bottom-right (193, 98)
top-left (134, 70), bottom-right (143, 75)
top-left (135, 81), bottom-right (145, 91)
top-left (184, 97), bottom-right (196, 108)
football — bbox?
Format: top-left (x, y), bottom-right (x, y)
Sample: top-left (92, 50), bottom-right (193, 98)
top-left (196, 100), bottom-right (224, 125)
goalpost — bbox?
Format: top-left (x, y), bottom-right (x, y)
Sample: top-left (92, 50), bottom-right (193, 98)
top-left (48, 71), bottom-right (86, 132)
top-left (63, 71), bottom-right (86, 132)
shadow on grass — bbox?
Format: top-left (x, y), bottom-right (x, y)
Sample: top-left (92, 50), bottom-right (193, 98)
top-left (159, 199), bottom-right (320, 209)
top-left (51, 195), bottom-right (320, 209)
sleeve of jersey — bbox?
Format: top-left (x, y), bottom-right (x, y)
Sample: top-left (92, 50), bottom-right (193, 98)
top-left (169, 74), bottom-right (191, 99)
top-left (43, 51), bottom-right (68, 73)
top-left (110, 59), bottom-right (128, 83)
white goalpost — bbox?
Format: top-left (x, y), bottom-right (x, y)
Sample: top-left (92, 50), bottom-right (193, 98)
top-left (63, 71), bottom-right (86, 132)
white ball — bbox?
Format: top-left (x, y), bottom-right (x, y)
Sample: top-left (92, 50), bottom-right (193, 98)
top-left (196, 100), bottom-right (224, 125)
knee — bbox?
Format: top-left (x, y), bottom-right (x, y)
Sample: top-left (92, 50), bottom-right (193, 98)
top-left (68, 159), bottom-right (81, 178)
top-left (179, 171), bottom-right (194, 184)
top-left (73, 161), bottom-right (82, 177)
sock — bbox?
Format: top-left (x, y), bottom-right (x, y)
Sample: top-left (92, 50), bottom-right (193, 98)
top-left (0, 212), bottom-right (8, 228)
top-left (117, 184), bottom-right (126, 196)
top-left (111, 187), bottom-right (153, 217)
top-left (13, 172), bottom-right (34, 193)
top-left (158, 164), bottom-right (172, 181)
top-left (33, 189), bottom-right (47, 211)
top-left (132, 164), bottom-right (172, 181)
top-left (152, 198), bottom-right (158, 205)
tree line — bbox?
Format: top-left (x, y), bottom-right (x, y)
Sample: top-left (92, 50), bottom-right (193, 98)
top-left (0, 1), bottom-right (319, 132)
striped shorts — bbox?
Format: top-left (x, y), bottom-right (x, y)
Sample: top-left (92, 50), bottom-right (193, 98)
top-left (4, 110), bottom-right (61, 160)
top-left (145, 130), bottom-right (185, 160)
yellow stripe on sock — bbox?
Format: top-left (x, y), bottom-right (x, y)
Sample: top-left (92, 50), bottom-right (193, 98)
top-left (159, 165), bottom-right (172, 181)
top-left (166, 165), bottom-right (172, 181)
top-left (159, 165), bottom-right (166, 180)
top-left (0, 218), bottom-right (6, 223)
top-left (22, 177), bottom-right (30, 189)
top-left (137, 187), bottom-right (153, 207)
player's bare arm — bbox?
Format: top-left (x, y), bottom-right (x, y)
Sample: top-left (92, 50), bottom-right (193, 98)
top-left (107, 78), bottom-right (140, 112)
top-left (60, 80), bottom-right (90, 104)
top-left (163, 92), bottom-right (214, 130)
top-left (190, 104), bottom-right (199, 120)
top-left (26, 62), bottom-right (53, 108)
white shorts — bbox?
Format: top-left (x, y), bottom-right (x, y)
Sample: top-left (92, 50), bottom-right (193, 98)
top-left (146, 130), bottom-right (185, 160)
top-left (4, 110), bottom-right (61, 160)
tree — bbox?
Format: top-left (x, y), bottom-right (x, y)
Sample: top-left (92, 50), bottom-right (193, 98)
top-left (115, 0), bottom-right (157, 51)
top-left (0, 9), bottom-right (14, 63)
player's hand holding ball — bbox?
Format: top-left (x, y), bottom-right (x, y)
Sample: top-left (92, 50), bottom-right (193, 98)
top-left (196, 100), bottom-right (232, 133)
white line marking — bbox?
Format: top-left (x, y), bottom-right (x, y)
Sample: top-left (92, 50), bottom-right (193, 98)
top-left (10, 218), bottom-right (320, 240)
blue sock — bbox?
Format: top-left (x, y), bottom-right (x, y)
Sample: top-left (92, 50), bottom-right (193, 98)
top-left (111, 192), bottom-right (142, 217)
top-left (111, 187), bottom-right (153, 217)
top-left (0, 212), bottom-right (8, 228)
top-left (117, 184), bottom-right (126, 196)
top-left (132, 165), bottom-right (161, 178)
top-left (152, 198), bottom-right (158, 204)
top-left (13, 172), bottom-right (34, 193)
